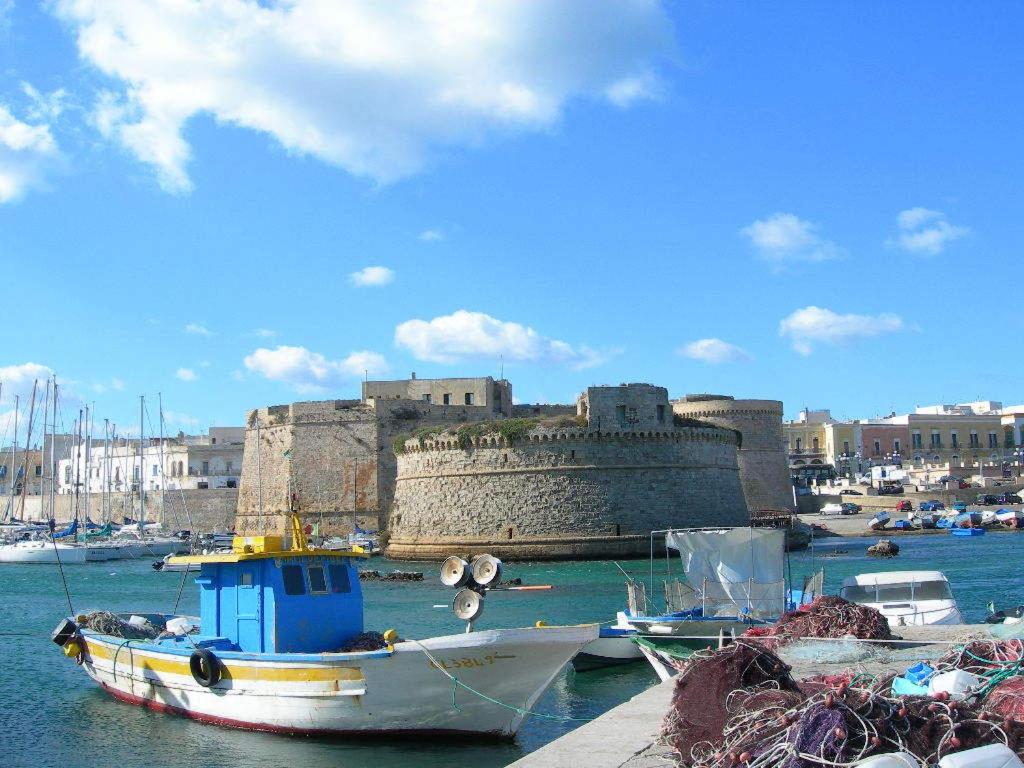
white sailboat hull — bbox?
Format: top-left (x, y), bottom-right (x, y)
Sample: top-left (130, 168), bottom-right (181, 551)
top-left (0, 541), bottom-right (90, 564)
top-left (77, 625), bottom-right (597, 737)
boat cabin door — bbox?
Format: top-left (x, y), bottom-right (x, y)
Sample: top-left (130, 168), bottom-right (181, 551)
top-left (233, 564), bottom-right (263, 651)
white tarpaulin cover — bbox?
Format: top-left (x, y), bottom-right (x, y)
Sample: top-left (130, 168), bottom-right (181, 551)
top-left (665, 528), bottom-right (786, 618)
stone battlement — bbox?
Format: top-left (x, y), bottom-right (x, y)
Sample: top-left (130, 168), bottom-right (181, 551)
top-left (404, 425), bottom-right (740, 453)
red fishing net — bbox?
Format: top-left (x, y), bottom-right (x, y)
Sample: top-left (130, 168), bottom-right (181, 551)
top-left (985, 678), bottom-right (1024, 722)
top-left (743, 596), bottom-right (894, 647)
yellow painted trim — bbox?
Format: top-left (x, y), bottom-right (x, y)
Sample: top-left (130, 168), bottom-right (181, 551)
top-left (167, 547), bottom-right (369, 565)
top-left (84, 640), bottom-right (365, 682)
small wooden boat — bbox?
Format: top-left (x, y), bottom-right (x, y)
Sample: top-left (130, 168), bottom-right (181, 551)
top-left (950, 527), bottom-right (985, 537)
top-left (572, 616), bottom-right (643, 671)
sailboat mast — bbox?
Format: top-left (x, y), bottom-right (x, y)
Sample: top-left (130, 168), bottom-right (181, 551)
top-left (84, 404), bottom-right (91, 524)
top-left (72, 409), bottom-right (83, 528)
top-left (6, 395), bottom-right (18, 521)
top-left (139, 394), bottom-right (145, 528)
top-left (16, 380), bottom-right (38, 520)
top-left (49, 382), bottom-right (58, 523)
top-left (103, 418), bottom-right (110, 523)
top-left (40, 379), bottom-right (51, 522)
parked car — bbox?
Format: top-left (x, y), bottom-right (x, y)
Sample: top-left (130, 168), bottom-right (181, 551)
top-left (840, 502), bottom-right (862, 515)
top-left (977, 494), bottom-right (999, 506)
top-left (959, 480), bottom-right (971, 489)
top-left (820, 503), bottom-right (844, 516)
top-left (919, 500), bottom-right (945, 512)
top-left (839, 489), bottom-right (863, 496)
top-left (895, 500), bottom-right (914, 512)
top-left (877, 484), bottom-right (905, 495)
top-left (952, 502), bottom-right (969, 512)
top-left (996, 493), bottom-right (1022, 505)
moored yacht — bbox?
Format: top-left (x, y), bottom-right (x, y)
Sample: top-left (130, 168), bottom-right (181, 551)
top-left (839, 570), bottom-right (963, 628)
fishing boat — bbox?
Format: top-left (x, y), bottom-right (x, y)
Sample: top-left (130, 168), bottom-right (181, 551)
top-left (869, 511), bottom-right (891, 530)
top-left (52, 524), bottom-right (596, 738)
top-left (571, 613), bottom-right (642, 671)
top-left (838, 571), bottom-right (963, 627)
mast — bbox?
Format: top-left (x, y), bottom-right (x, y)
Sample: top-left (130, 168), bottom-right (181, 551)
top-left (84, 404), bottom-right (91, 524)
top-left (16, 380), bottom-right (38, 521)
top-left (40, 379), bottom-right (51, 522)
top-left (72, 409), bottom-right (83, 530)
top-left (6, 394), bottom-right (18, 521)
top-left (49, 382), bottom-right (58, 523)
top-left (138, 394), bottom-right (145, 529)
top-left (103, 418), bottom-right (110, 524)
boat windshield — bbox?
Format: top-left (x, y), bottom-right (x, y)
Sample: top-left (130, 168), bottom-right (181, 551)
top-left (841, 580), bottom-right (953, 603)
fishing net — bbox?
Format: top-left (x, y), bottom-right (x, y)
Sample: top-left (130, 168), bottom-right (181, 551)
top-left (661, 641), bottom-right (800, 765)
top-left (744, 596), bottom-right (894, 648)
top-left (78, 611), bottom-right (161, 640)
top-left (984, 678), bottom-right (1024, 722)
top-left (339, 631), bottom-right (389, 652)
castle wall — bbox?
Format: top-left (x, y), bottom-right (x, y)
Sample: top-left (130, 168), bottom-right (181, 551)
top-left (386, 426), bottom-right (749, 560)
top-left (671, 396), bottom-right (793, 513)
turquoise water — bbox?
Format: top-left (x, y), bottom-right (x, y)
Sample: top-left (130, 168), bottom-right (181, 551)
top-left (3, 533), bottom-right (1023, 768)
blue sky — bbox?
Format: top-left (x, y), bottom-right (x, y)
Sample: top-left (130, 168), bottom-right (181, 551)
top-left (1, 1), bottom-right (1021, 439)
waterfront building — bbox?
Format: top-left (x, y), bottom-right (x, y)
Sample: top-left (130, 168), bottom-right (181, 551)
top-left (362, 374), bottom-right (512, 416)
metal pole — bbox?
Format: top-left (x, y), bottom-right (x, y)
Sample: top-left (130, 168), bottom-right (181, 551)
top-left (84, 404), bottom-right (91, 524)
top-left (49, 382), bottom-right (57, 522)
top-left (139, 395), bottom-right (145, 527)
top-left (40, 379), bottom-right (50, 520)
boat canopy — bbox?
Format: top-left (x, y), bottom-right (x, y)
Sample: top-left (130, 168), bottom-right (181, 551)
top-left (664, 527), bottom-right (786, 619)
top-left (52, 519), bottom-right (78, 539)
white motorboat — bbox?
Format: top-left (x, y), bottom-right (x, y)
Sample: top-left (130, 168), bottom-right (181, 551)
top-left (53, 526), bottom-right (597, 738)
top-left (839, 570), bottom-right (963, 628)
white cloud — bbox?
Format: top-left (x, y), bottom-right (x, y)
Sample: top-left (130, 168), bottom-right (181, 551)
top-left (175, 367), bottom-right (198, 382)
top-left (0, 362), bottom-right (54, 406)
top-left (418, 228), bottom-right (444, 242)
top-left (779, 306), bottom-right (903, 356)
top-left (0, 100), bottom-right (58, 203)
top-left (891, 207), bottom-right (968, 255)
top-left (679, 338), bottom-right (751, 364)
top-left (253, 328), bottom-right (277, 339)
top-left (184, 322), bottom-right (212, 336)
top-left (604, 72), bottom-right (662, 108)
top-left (163, 409), bottom-right (199, 427)
top-left (110, 377), bottom-right (124, 391)
top-left (395, 309), bottom-right (610, 369)
top-left (244, 345), bottom-right (388, 393)
top-left (741, 213), bottom-right (842, 264)
top-left (53, 0), bottom-right (673, 192)
top-left (350, 266), bottom-right (395, 287)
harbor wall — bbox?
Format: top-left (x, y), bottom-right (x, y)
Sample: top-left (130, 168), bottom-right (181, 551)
top-left (386, 426), bottom-right (750, 560)
top-left (12, 489), bottom-right (238, 532)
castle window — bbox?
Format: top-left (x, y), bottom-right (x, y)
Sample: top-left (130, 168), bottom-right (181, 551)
top-left (443, 393), bottom-right (451, 405)
top-left (308, 566), bottom-right (328, 594)
top-left (329, 564), bottom-right (351, 594)
top-left (657, 405), bottom-right (665, 423)
top-left (422, 394), bottom-right (431, 403)
top-left (616, 405), bottom-right (627, 425)
top-left (282, 565), bottom-right (306, 596)
top-left (464, 392), bottom-right (474, 405)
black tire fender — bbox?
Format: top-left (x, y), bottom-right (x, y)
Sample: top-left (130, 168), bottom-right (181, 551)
top-left (189, 648), bottom-right (222, 687)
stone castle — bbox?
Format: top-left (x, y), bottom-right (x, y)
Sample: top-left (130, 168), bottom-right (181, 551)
top-left (234, 377), bottom-right (792, 560)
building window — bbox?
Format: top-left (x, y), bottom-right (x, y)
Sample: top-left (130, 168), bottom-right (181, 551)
top-left (0, 466), bottom-right (7, 479)
top-left (152, 464), bottom-right (158, 477)
top-left (912, 432), bottom-right (922, 449)
top-left (894, 440), bottom-right (901, 454)
top-left (464, 392), bottom-right (474, 405)
top-left (989, 432), bottom-right (998, 449)
top-left (873, 440), bottom-right (881, 456)
top-left (202, 460), bottom-right (209, 474)
top-left (35, 465), bottom-right (42, 477)
top-left (134, 466), bottom-right (141, 481)
top-left (422, 394), bottom-right (431, 403)
top-left (795, 438), bottom-right (802, 451)
top-left (282, 565), bottom-right (306, 596)
top-left (970, 432), bottom-right (979, 447)
top-left (812, 437), bottom-right (819, 451)
top-left (657, 405), bottom-right (665, 423)
top-left (443, 393), bottom-right (451, 405)
top-left (951, 432), bottom-right (958, 449)
top-left (226, 461), bottom-right (233, 473)
top-left (930, 432), bottom-right (941, 448)
top-left (843, 441), bottom-right (850, 455)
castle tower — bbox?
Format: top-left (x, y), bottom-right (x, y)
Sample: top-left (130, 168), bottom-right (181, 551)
top-left (671, 395), bottom-right (793, 514)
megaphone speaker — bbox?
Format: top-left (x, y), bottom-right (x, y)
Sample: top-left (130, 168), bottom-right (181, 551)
top-left (452, 588), bottom-right (485, 622)
top-left (470, 554), bottom-right (503, 587)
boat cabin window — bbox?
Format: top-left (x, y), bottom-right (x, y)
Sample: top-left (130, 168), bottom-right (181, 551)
top-left (308, 565), bottom-right (328, 594)
top-left (329, 564), bottom-right (351, 594)
top-left (282, 565), bottom-right (306, 595)
top-left (842, 580), bottom-right (953, 603)
top-left (239, 571), bottom-right (253, 587)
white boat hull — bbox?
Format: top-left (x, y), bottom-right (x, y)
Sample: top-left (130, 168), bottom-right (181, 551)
top-left (77, 625), bottom-right (596, 737)
top-left (0, 541), bottom-right (90, 563)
